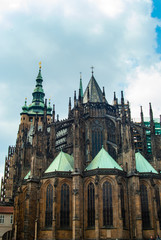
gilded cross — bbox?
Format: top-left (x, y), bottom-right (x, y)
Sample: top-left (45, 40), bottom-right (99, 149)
top-left (91, 66), bottom-right (94, 75)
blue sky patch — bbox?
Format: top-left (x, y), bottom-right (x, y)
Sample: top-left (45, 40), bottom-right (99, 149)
top-left (151, 0), bottom-right (161, 53)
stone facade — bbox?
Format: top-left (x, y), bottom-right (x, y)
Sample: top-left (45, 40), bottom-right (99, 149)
top-left (1, 67), bottom-right (161, 240)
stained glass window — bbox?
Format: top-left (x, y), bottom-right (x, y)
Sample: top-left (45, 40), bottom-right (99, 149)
top-left (88, 182), bottom-right (95, 227)
top-left (140, 184), bottom-right (150, 229)
top-left (60, 183), bottom-right (70, 227)
top-left (92, 130), bottom-right (103, 158)
top-left (103, 181), bottom-right (113, 227)
top-left (45, 184), bottom-right (53, 227)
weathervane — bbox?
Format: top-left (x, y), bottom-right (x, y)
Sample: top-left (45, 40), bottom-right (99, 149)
top-left (91, 66), bottom-right (94, 75)
top-left (39, 61), bottom-right (42, 69)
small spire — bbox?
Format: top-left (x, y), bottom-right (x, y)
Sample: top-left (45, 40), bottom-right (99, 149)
top-left (149, 102), bottom-right (154, 121)
top-left (127, 101), bottom-right (131, 121)
top-left (103, 87), bottom-right (105, 97)
top-left (79, 73), bottom-right (83, 98)
top-left (114, 92), bottom-right (116, 101)
top-left (103, 87), bottom-right (105, 102)
top-left (69, 97), bottom-right (71, 115)
top-left (140, 106), bottom-right (144, 123)
top-left (74, 90), bottom-right (76, 107)
top-left (113, 92), bottom-right (118, 106)
top-left (121, 91), bottom-right (124, 105)
top-left (69, 97), bottom-right (71, 107)
top-left (52, 104), bottom-right (55, 122)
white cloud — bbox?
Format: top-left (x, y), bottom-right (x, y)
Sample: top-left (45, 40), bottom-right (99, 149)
top-left (0, 0), bottom-right (161, 181)
top-left (125, 62), bottom-right (161, 118)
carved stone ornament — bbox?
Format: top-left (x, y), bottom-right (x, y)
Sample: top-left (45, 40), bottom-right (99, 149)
top-left (73, 188), bottom-right (79, 195)
top-left (95, 174), bottom-right (99, 185)
top-left (54, 178), bottom-right (58, 188)
top-left (115, 175), bottom-right (122, 185)
top-left (135, 189), bottom-right (140, 195)
top-left (150, 178), bottom-right (156, 187)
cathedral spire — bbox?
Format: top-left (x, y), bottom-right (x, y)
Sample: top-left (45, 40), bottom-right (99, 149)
top-left (32, 64), bottom-right (45, 104)
top-left (83, 68), bottom-right (106, 103)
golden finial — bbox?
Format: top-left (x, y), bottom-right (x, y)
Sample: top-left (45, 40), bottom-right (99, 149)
top-left (49, 98), bottom-right (51, 102)
top-left (39, 61), bottom-right (42, 69)
top-left (25, 97), bottom-right (27, 101)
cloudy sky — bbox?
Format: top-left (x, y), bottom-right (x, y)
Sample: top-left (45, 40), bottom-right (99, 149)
top-left (0, 0), bottom-right (161, 182)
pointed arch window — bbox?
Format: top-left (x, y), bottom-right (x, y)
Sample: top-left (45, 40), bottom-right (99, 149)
top-left (60, 183), bottom-right (70, 227)
top-left (103, 181), bottom-right (113, 227)
top-left (120, 185), bottom-right (126, 228)
top-left (45, 184), bottom-right (53, 227)
top-left (140, 184), bottom-right (150, 229)
top-left (88, 182), bottom-right (95, 227)
top-left (92, 121), bottom-right (103, 158)
top-left (155, 187), bottom-right (161, 229)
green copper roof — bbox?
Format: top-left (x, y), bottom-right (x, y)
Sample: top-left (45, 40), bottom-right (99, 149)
top-left (83, 75), bottom-right (106, 103)
top-left (21, 67), bottom-right (52, 116)
top-left (22, 99), bottom-right (29, 113)
top-left (45, 151), bottom-right (74, 173)
top-left (135, 152), bottom-right (158, 174)
top-left (24, 170), bottom-right (31, 180)
top-left (85, 147), bottom-right (123, 171)
top-left (31, 68), bottom-right (45, 104)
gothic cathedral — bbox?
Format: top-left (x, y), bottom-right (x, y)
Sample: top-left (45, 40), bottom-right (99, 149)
top-left (1, 65), bottom-right (161, 240)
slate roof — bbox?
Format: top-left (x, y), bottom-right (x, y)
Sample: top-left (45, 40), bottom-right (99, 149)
top-left (83, 75), bottom-right (106, 103)
top-left (135, 152), bottom-right (158, 174)
top-left (45, 151), bottom-right (74, 173)
top-left (85, 147), bottom-right (123, 171)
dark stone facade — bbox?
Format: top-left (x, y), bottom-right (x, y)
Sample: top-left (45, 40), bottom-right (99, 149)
top-left (1, 68), bottom-right (161, 240)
